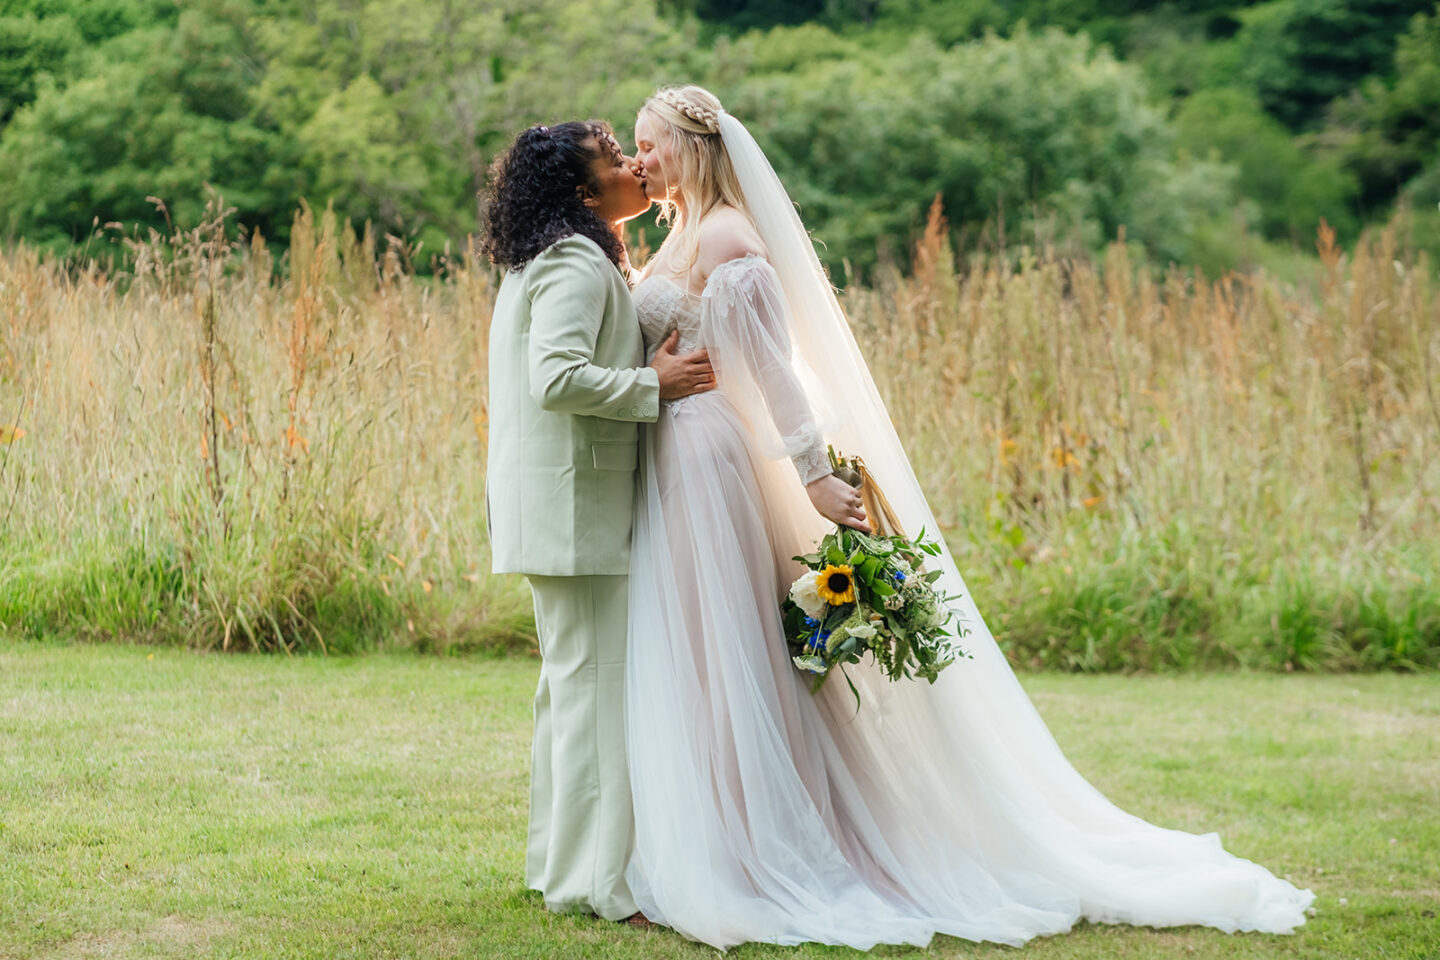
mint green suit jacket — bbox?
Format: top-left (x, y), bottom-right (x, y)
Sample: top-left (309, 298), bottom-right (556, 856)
top-left (486, 235), bottom-right (660, 576)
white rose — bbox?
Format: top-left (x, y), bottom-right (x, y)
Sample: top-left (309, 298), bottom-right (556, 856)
top-left (788, 572), bottom-right (826, 619)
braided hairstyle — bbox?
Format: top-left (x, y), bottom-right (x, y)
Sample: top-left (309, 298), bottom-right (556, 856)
top-left (652, 86), bottom-right (722, 134)
top-left (637, 85), bottom-right (756, 280)
top-left (481, 120), bottom-right (625, 271)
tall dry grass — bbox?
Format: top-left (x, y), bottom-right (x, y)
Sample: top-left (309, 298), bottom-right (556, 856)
top-left (1, 199), bottom-right (1437, 667)
top-left (1, 200), bottom-right (527, 653)
top-left (857, 202), bottom-right (1440, 669)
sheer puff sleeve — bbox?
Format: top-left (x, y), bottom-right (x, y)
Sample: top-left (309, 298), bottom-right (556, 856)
top-left (700, 256), bottom-right (833, 486)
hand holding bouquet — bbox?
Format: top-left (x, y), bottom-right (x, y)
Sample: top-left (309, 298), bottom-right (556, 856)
top-left (782, 451), bottom-right (968, 706)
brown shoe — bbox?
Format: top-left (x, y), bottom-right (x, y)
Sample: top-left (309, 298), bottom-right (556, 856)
top-left (621, 912), bottom-right (655, 928)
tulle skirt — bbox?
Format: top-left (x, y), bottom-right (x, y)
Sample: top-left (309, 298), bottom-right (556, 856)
top-left (624, 392), bottom-right (1313, 950)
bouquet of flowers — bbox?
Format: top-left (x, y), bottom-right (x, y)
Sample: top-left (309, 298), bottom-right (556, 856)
top-left (781, 450), bottom-right (968, 706)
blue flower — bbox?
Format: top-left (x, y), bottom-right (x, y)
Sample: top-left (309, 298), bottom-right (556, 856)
top-left (892, 570), bottom-right (907, 584)
top-left (803, 616), bottom-right (819, 629)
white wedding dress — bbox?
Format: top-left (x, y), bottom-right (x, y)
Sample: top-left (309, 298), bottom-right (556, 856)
top-left (622, 258), bottom-right (1313, 950)
top-left (621, 111), bottom-right (1313, 951)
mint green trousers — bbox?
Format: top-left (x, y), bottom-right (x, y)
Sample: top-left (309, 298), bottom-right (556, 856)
top-left (524, 574), bottom-right (637, 921)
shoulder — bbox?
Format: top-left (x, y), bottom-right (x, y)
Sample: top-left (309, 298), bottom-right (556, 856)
top-left (533, 233), bottom-right (610, 270)
top-left (526, 234), bottom-right (611, 291)
top-left (697, 208), bottom-right (767, 278)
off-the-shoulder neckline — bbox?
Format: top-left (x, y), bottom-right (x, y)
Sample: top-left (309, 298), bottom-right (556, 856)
top-left (709, 252), bottom-right (768, 272)
top-left (642, 274), bottom-right (702, 300)
top-left (639, 253), bottom-right (769, 300)
top-left (701, 253), bottom-right (770, 297)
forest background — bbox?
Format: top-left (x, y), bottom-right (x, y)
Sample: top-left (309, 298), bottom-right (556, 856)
top-left (2, 0), bottom-right (1439, 275)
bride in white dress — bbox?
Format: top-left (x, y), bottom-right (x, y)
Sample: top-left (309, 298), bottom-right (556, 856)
top-left (622, 84), bottom-right (1314, 950)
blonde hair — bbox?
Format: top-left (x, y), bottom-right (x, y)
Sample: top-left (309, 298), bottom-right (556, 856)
top-left (638, 85), bottom-right (756, 278)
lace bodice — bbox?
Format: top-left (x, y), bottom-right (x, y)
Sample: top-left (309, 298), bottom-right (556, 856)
top-left (633, 274), bottom-right (703, 365)
top-left (632, 256), bottom-right (831, 485)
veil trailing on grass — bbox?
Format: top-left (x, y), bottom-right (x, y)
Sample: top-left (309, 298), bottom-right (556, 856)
top-left (687, 109), bottom-right (1316, 939)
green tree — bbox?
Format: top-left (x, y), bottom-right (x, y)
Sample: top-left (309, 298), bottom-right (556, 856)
top-left (1175, 87), bottom-right (1358, 240)
top-left (721, 26), bottom-right (1231, 271)
top-left (251, 0), bottom-right (685, 252)
top-left (0, 13), bottom-right (73, 125)
top-left (862, 0), bottom-right (1006, 44)
top-left (0, 0), bottom-right (174, 126)
top-left (0, 2), bottom-right (284, 249)
top-left (0, 0), bottom-right (686, 255)
top-left (1326, 5), bottom-right (1440, 212)
top-left (669, 0), bottom-right (885, 31)
top-left (1231, 0), bottom-right (1432, 130)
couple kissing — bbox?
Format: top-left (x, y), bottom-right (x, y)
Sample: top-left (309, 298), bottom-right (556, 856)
top-left (481, 85), bottom-right (1313, 951)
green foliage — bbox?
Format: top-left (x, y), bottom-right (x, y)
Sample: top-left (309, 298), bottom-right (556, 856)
top-left (1389, 185), bottom-right (1440, 264)
top-left (0, 0), bottom-right (172, 40)
top-left (0, 0), bottom-right (175, 124)
top-left (863, 0), bottom-right (1006, 43)
top-left (0, 4), bottom-right (286, 249)
top-left (1, 0), bottom-right (684, 254)
top-left (686, 0), bottom-right (836, 30)
top-left (245, 0), bottom-right (691, 254)
top-left (723, 26), bottom-right (1232, 272)
top-left (1174, 87), bottom-right (1359, 240)
top-left (0, 12), bottom-right (72, 124)
top-left (0, 0), bottom-right (1434, 271)
top-left (1326, 5), bottom-right (1440, 212)
top-left (1228, 0), bottom-right (1433, 130)
top-left (990, 535), bottom-right (1440, 673)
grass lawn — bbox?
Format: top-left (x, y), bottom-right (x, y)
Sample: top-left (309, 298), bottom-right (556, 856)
top-left (1, 641), bottom-right (1437, 959)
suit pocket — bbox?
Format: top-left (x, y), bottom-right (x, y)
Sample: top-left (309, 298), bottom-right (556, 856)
top-left (592, 440), bottom-right (638, 472)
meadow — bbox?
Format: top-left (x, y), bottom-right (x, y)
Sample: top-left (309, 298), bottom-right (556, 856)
top-left (0, 201), bottom-right (1437, 669)
top-left (2, 641), bottom-right (1437, 958)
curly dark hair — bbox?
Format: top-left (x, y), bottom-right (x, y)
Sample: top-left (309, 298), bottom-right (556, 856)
top-left (480, 120), bottom-right (626, 272)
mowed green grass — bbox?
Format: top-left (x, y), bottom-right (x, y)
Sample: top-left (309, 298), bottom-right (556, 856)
top-left (2, 642), bottom-right (1437, 959)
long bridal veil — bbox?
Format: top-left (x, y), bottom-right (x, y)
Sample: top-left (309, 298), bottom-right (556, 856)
top-left (707, 110), bottom-right (1314, 936)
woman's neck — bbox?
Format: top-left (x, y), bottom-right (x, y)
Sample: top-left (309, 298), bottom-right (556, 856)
top-left (677, 197), bottom-right (728, 232)
top-left (606, 221), bottom-right (633, 272)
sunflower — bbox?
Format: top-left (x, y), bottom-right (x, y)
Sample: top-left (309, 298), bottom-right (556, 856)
top-left (816, 564), bottom-right (856, 605)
